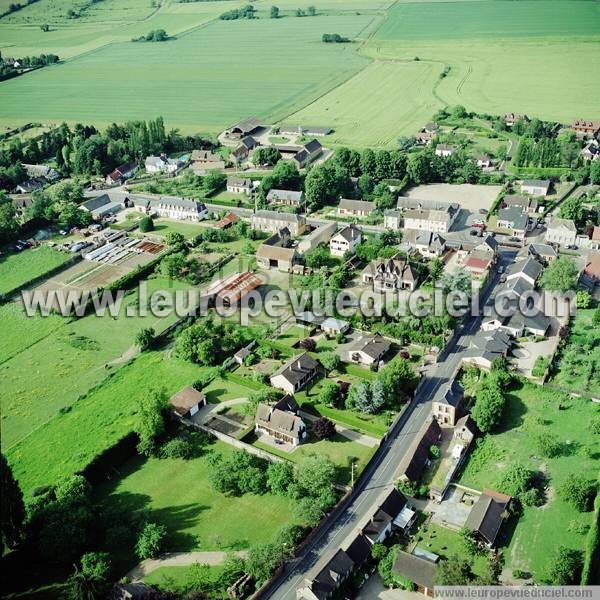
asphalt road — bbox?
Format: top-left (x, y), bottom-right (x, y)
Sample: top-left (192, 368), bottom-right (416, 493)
top-left (265, 249), bottom-right (516, 600)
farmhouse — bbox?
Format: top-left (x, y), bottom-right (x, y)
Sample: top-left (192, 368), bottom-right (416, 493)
top-left (256, 229), bottom-right (297, 271)
top-left (464, 489), bottom-right (511, 548)
top-left (297, 222), bottom-right (336, 254)
top-left (435, 144), bottom-right (454, 157)
top-left (581, 141), bottom-right (599, 161)
top-left (397, 417), bottom-right (441, 482)
top-left (362, 255), bottom-right (420, 292)
top-left (279, 123), bottom-right (333, 137)
top-left (463, 330), bottom-right (512, 370)
top-left (523, 243), bottom-right (557, 263)
top-left (79, 194), bottom-right (123, 219)
top-left (431, 379), bottom-right (465, 426)
top-left (293, 139), bottom-right (323, 169)
top-left (144, 154), bottom-right (182, 174)
top-left (416, 131), bottom-right (434, 146)
top-left (270, 353), bottom-right (321, 394)
top-left (190, 150), bottom-right (225, 174)
top-left (16, 177), bottom-right (46, 194)
top-left (545, 217), bottom-right (577, 247)
top-left (344, 335), bottom-right (391, 367)
top-left (337, 199), bottom-right (375, 218)
top-left (330, 224), bottom-right (362, 256)
top-left (497, 207), bottom-right (528, 238)
top-left (520, 179), bottom-right (550, 196)
top-left (503, 113), bottom-right (529, 127)
top-left (170, 386), bottom-right (206, 419)
top-left (383, 209), bottom-right (402, 230)
top-left (23, 163), bottom-right (60, 181)
top-left (153, 197), bottom-right (208, 221)
top-left (255, 396), bottom-right (306, 446)
top-left (252, 210), bottom-right (307, 236)
top-left (392, 551), bottom-right (437, 598)
top-left (266, 189), bottom-right (304, 207)
top-left (226, 116), bottom-right (262, 138)
top-left (571, 119), bottom-right (600, 139)
top-left (106, 161), bottom-right (137, 185)
top-left (226, 176), bottom-right (253, 195)
top-left (403, 205), bottom-right (458, 234)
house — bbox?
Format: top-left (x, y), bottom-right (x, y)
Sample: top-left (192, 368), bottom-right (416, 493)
top-left (384, 209), bottom-right (402, 230)
top-left (362, 255), bottom-right (420, 292)
top-left (15, 177), bottom-right (46, 194)
top-left (475, 154), bottom-right (492, 168)
top-left (106, 161), bottom-right (137, 185)
top-left (416, 131), bottom-right (434, 146)
top-left (337, 199), bottom-right (375, 218)
top-left (320, 317), bottom-right (349, 337)
top-left (571, 119), bottom-right (600, 139)
top-left (144, 154), bottom-right (182, 174)
top-left (589, 226), bottom-right (600, 250)
top-left (464, 489), bottom-right (511, 547)
top-left (231, 136), bottom-right (258, 162)
top-left (270, 353), bottom-right (321, 394)
top-left (392, 551), bottom-right (437, 598)
top-left (330, 225), bottom-right (362, 257)
top-left (463, 330), bottom-right (512, 370)
top-left (278, 124), bottom-right (333, 137)
top-left (454, 414), bottom-right (476, 445)
top-left (362, 488), bottom-right (413, 544)
top-left (190, 149), bottom-right (225, 173)
top-left (296, 548), bottom-right (356, 600)
top-left (252, 209), bottom-right (307, 236)
top-left (504, 113), bottom-right (529, 127)
top-left (506, 257), bottom-right (543, 286)
top-left (502, 194), bottom-right (538, 214)
top-left (256, 228), bottom-right (297, 271)
top-left (297, 222), bottom-right (336, 254)
top-left (424, 121), bottom-right (439, 134)
top-left (581, 140), bottom-right (599, 162)
top-left (23, 163), bottom-right (60, 181)
top-left (293, 139), bottom-right (323, 169)
top-left (523, 243), bottom-right (557, 263)
top-left (255, 397), bottom-right (306, 446)
top-left (79, 194), bottom-right (123, 219)
top-left (497, 206), bottom-right (528, 238)
top-left (153, 197), bottom-right (208, 221)
top-left (295, 311), bottom-right (324, 328)
top-left (231, 144), bottom-right (250, 162)
top-left (226, 117), bottom-right (262, 138)
top-left (435, 144), bottom-right (454, 157)
top-left (170, 386), bottom-right (206, 418)
top-left (520, 179), bottom-right (550, 197)
top-left (545, 217), bottom-right (577, 247)
top-left (397, 417), bottom-right (441, 482)
top-left (226, 176), bottom-right (253, 195)
top-left (214, 211), bottom-right (239, 230)
top-left (266, 189), bottom-right (304, 207)
top-left (432, 379), bottom-right (464, 426)
top-left (403, 205), bottom-right (458, 234)
top-left (411, 230), bottom-right (447, 258)
top-left (463, 250), bottom-right (494, 279)
top-left (344, 335), bottom-right (391, 367)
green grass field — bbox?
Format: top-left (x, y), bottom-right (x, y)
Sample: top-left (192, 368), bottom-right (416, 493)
top-left (7, 349), bottom-right (205, 495)
top-left (459, 381), bottom-right (600, 580)
top-left (94, 442), bottom-right (295, 559)
top-left (0, 14), bottom-right (372, 133)
top-left (144, 565), bottom-right (226, 593)
top-left (0, 246), bottom-right (71, 296)
top-left (1, 277), bottom-right (194, 449)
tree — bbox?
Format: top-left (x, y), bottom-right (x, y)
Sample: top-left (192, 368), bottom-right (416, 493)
top-left (346, 381), bottom-right (372, 413)
top-left (134, 327), bottom-right (155, 349)
top-left (539, 256), bottom-right (578, 293)
top-left (313, 417), bottom-right (336, 439)
top-left (559, 196), bottom-right (585, 223)
top-left (375, 356), bottom-right (418, 406)
top-left (319, 351), bottom-right (340, 373)
top-left (267, 461), bottom-right (295, 495)
top-left (471, 381), bottom-right (505, 433)
top-left (434, 555), bottom-right (474, 585)
top-left (299, 337), bottom-right (316, 352)
top-left (0, 453), bottom-right (25, 549)
top-left (534, 431), bottom-right (562, 458)
top-left (307, 5), bottom-right (316, 15)
top-left (270, 5), bottom-right (279, 17)
top-left (318, 380), bottom-right (340, 407)
top-left (546, 546), bottom-right (583, 585)
top-left (576, 290), bottom-right (592, 309)
top-left (159, 252), bottom-right (186, 279)
top-left (429, 444), bottom-right (441, 459)
top-left (253, 146), bottom-right (281, 166)
top-left (558, 474), bottom-right (596, 512)
top-left (0, 193), bottom-right (19, 244)
top-left (134, 388), bottom-right (168, 456)
top-left (135, 522), bottom-right (167, 559)
top-left (41, 23), bottom-right (50, 32)
top-left (497, 463), bottom-right (541, 506)
top-left (293, 455), bottom-right (336, 500)
top-left (66, 552), bottom-right (112, 600)
top-left (139, 215), bottom-right (154, 232)
top-left (429, 258), bottom-right (443, 282)
top-left (245, 543), bottom-right (286, 586)
top-left (591, 159), bottom-right (600, 185)
top-left (164, 231), bottom-right (185, 246)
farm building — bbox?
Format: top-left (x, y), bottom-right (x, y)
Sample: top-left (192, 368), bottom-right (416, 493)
top-left (297, 222), bottom-right (336, 254)
top-left (435, 144), bottom-right (454, 157)
top-left (251, 210), bottom-right (306, 236)
top-left (392, 552), bottom-right (437, 598)
top-left (170, 386), bottom-right (206, 418)
top-left (226, 117), bottom-right (263, 138)
top-left (79, 194), bottom-right (123, 219)
top-left (106, 161), bottom-right (137, 185)
top-left (190, 149), bottom-right (226, 174)
top-left (256, 228), bottom-right (297, 271)
top-left (214, 211), bottom-right (239, 229)
top-left (278, 123), bottom-right (332, 137)
top-left (293, 139), bottom-right (323, 169)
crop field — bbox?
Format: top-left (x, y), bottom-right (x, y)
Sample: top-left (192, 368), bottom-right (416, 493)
top-left (6, 349), bottom-right (204, 495)
top-left (0, 14), bottom-right (372, 133)
top-left (1, 277), bottom-right (193, 449)
top-left (459, 382), bottom-right (600, 580)
top-left (0, 246), bottom-right (71, 296)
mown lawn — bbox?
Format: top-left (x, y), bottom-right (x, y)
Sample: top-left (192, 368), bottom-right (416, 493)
top-left (458, 381), bottom-right (600, 580)
top-left (7, 350), bottom-right (205, 495)
top-left (152, 219), bottom-right (211, 240)
top-left (0, 246), bottom-right (71, 295)
top-left (144, 565), bottom-right (226, 593)
top-left (1, 277), bottom-right (194, 448)
top-left (202, 377), bottom-right (259, 403)
top-left (94, 442), bottom-right (295, 567)
top-left (551, 308), bottom-right (600, 398)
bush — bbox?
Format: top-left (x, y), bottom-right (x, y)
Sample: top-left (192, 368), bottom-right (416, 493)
top-left (135, 522), bottom-right (167, 559)
top-left (139, 216), bottom-right (154, 232)
top-left (559, 474), bottom-right (596, 512)
top-left (313, 417), bottom-right (336, 439)
top-left (159, 438), bottom-right (194, 460)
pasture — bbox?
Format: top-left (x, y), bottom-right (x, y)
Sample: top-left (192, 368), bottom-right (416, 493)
top-left (1, 276), bottom-right (193, 449)
top-left (0, 246), bottom-right (71, 296)
top-left (0, 14), bottom-right (372, 133)
top-left (459, 382), bottom-right (599, 580)
top-left (6, 349), bottom-right (204, 495)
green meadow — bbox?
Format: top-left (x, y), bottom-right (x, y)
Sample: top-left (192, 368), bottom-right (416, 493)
top-left (1, 277), bottom-right (193, 449)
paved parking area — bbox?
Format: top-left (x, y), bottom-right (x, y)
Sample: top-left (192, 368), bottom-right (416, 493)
top-left (427, 485), bottom-right (475, 530)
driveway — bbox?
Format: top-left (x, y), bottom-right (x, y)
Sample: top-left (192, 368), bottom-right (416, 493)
top-left (356, 574), bottom-right (422, 600)
top-left (427, 484), bottom-right (474, 530)
top-left (300, 411), bottom-right (380, 448)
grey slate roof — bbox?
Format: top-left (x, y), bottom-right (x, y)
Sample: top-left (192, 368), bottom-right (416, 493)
top-left (255, 403), bottom-right (304, 438)
top-left (266, 189), bottom-right (303, 203)
top-left (465, 489), bottom-right (511, 546)
top-left (271, 352), bottom-right (320, 386)
top-left (81, 194), bottom-right (112, 212)
top-left (339, 198), bottom-right (375, 213)
top-left (506, 257), bottom-right (543, 281)
top-left (334, 224), bottom-right (362, 242)
top-left (498, 206), bottom-right (528, 230)
top-left (346, 335), bottom-right (391, 360)
top-left (392, 551), bottom-right (437, 589)
top-left (254, 209), bottom-right (304, 223)
top-left (303, 139), bottom-right (322, 154)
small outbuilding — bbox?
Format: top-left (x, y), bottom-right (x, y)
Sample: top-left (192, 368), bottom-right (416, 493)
top-left (170, 386), bottom-right (206, 418)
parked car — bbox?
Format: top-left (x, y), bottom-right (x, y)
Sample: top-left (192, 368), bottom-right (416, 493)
top-left (500, 274), bottom-right (507, 283)
top-left (469, 229), bottom-right (479, 236)
top-left (498, 265), bottom-right (505, 274)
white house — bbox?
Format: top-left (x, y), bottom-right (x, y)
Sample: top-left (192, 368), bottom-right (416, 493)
top-left (403, 205), bottom-right (458, 234)
top-left (270, 353), bottom-right (320, 394)
top-left (330, 224), bottom-right (362, 256)
top-left (384, 209), bottom-right (402, 230)
top-left (545, 217), bottom-right (577, 247)
top-left (145, 155), bottom-right (182, 174)
top-left (520, 179), bottom-right (550, 196)
top-left (226, 176), bottom-right (253, 195)
top-left (153, 197), bottom-right (208, 221)
top-left (251, 210), bottom-right (307, 237)
top-left (435, 144), bottom-right (455, 157)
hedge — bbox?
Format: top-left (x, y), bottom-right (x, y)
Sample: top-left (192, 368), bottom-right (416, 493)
top-left (581, 488), bottom-right (600, 584)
